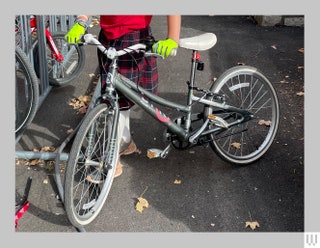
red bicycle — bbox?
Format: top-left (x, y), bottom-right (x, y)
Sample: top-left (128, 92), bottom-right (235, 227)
top-left (16, 15), bottom-right (85, 87)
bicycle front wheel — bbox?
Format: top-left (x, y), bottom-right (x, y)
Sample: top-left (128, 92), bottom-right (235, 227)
top-left (33, 31), bottom-right (85, 87)
top-left (205, 65), bottom-right (279, 164)
top-left (64, 104), bottom-right (119, 227)
top-left (15, 46), bottom-right (39, 138)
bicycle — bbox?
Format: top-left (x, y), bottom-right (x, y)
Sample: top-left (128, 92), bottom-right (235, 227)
top-left (63, 32), bottom-right (280, 229)
top-left (15, 45), bottom-right (39, 138)
top-left (15, 15), bottom-right (85, 87)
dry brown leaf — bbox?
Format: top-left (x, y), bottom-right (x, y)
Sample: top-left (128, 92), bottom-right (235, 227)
top-left (245, 221), bottom-right (260, 230)
top-left (69, 95), bottom-right (92, 114)
top-left (174, 179), bottom-right (182, 185)
top-left (78, 95), bottom-right (91, 104)
top-left (258, 119), bottom-right (272, 127)
top-left (135, 197), bottom-right (149, 213)
top-left (66, 128), bottom-right (74, 134)
top-left (296, 91), bottom-right (304, 96)
top-left (231, 142), bottom-right (241, 149)
top-left (69, 95), bottom-right (91, 109)
top-left (29, 159), bottom-right (41, 166)
top-left (298, 48), bottom-right (304, 53)
top-left (77, 106), bottom-right (88, 114)
top-left (40, 146), bottom-right (55, 152)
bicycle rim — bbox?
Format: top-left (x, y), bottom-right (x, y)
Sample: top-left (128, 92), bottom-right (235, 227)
top-left (206, 65), bottom-right (279, 164)
top-left (64, 104), bottom-right (118, 227)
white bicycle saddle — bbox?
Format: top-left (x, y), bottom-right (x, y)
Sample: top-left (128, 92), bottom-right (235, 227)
top-left (179, 33), bottom-right (217, 51)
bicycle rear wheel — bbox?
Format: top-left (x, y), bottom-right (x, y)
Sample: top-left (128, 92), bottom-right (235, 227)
top-left (15, 46), bottom-right (39, 138)
top-left (64, 104), bottom-right (119, 227)
top-left (33, 31), bottom-right (85, 87)
top-left (205, 65), bottom-right (279, 164)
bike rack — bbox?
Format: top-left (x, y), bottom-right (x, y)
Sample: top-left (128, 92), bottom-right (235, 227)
top-left (15, 15), bottom-right (77, 156)
top-left (15, 16), bottom-right (97, 230)
top-left (15, 15), bottom-right (78, 217)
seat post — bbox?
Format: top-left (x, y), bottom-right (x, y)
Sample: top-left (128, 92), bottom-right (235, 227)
top-left (187, 50), bottom-right (200, 105)
top-left (185, 50), bottom-right (200, 130)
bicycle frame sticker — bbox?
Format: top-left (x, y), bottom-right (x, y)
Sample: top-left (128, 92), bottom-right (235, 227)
top-left (140, 98), bottom-right (170, 123)
top-left (155, 108), bottom-right (170, 123)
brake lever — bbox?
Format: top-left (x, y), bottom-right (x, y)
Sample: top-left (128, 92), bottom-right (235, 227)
top-left (144, 52), bottom-right (164, 59)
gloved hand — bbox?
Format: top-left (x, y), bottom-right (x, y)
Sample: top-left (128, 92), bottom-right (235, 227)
top-left (152, 38), bottom-right (178, 57)
top-left (64, 22), bottom-right (86, 43)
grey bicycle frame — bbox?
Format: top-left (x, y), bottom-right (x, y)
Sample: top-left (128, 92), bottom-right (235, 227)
top-left (92, 35), bottom-right (252, 143)
top-left (105, 52), bottom-right (231, 142)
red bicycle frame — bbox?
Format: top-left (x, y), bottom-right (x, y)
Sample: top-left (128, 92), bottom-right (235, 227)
top-left (29, 16), bottom-right (64, 62)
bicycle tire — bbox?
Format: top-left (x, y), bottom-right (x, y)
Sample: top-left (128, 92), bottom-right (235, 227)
top-left (64, 103), bottom-right (119, 227)
top-left (33, 31), bottom-right (85, 87)
top-left (15, 46), bottom-right (39, 138)
top-left (204, 65), bottom-right (279, 164)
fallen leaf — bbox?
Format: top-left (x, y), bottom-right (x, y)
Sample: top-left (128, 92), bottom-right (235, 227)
top-left (280, 80), bottom-right (289, 84)
top-left (77, 106), bottom-right (88, 114)
top-left (135, 197), bottom-right (149, 213)
top-left (69, 95), bottom-right (92, 114)
top-left (296, 91), bottom-right (304, 96)
top-left (231, 142), bottom-right (241, 149)
top-left (174, 179), bottom-right (182, 185)
top-left (66, 128), bottom-right (74, 134)
top-left (271, 45), bottom-right (277, 50)
top-left (29, 159), bottom-right (41, 166)
top-left (245, 221), bottom-right (260, 230)
top-left (298, 48), bottom-right (304, 53)
top-left (258, 119), bottom-right (272, 127)
top-left (40, 146), bottom-right (55, 152)
top-left (78, 95), bottom-right (91, 104)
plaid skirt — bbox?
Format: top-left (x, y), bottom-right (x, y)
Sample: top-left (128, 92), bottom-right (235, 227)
top-left (97, 27), bottom-right (158, 110)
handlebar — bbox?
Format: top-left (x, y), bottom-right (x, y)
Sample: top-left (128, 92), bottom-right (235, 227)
top-left (82, 33), bottom-right (176, 59)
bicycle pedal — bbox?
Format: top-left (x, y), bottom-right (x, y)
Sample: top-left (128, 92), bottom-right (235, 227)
top-left (208, 114), bottom-right (229, 128)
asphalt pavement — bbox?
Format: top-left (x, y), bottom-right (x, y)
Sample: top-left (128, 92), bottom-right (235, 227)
top-left (14, 15), bottom-right (304, 246)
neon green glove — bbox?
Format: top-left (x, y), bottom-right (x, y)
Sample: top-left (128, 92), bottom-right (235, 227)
top-left (152, 38), bottom-right (178, 57)
top-left (64, 22), bottom-right (86, 43)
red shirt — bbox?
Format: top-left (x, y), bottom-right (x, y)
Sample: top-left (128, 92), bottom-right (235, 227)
top-left (100, 15), bottom-right (153, 40)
